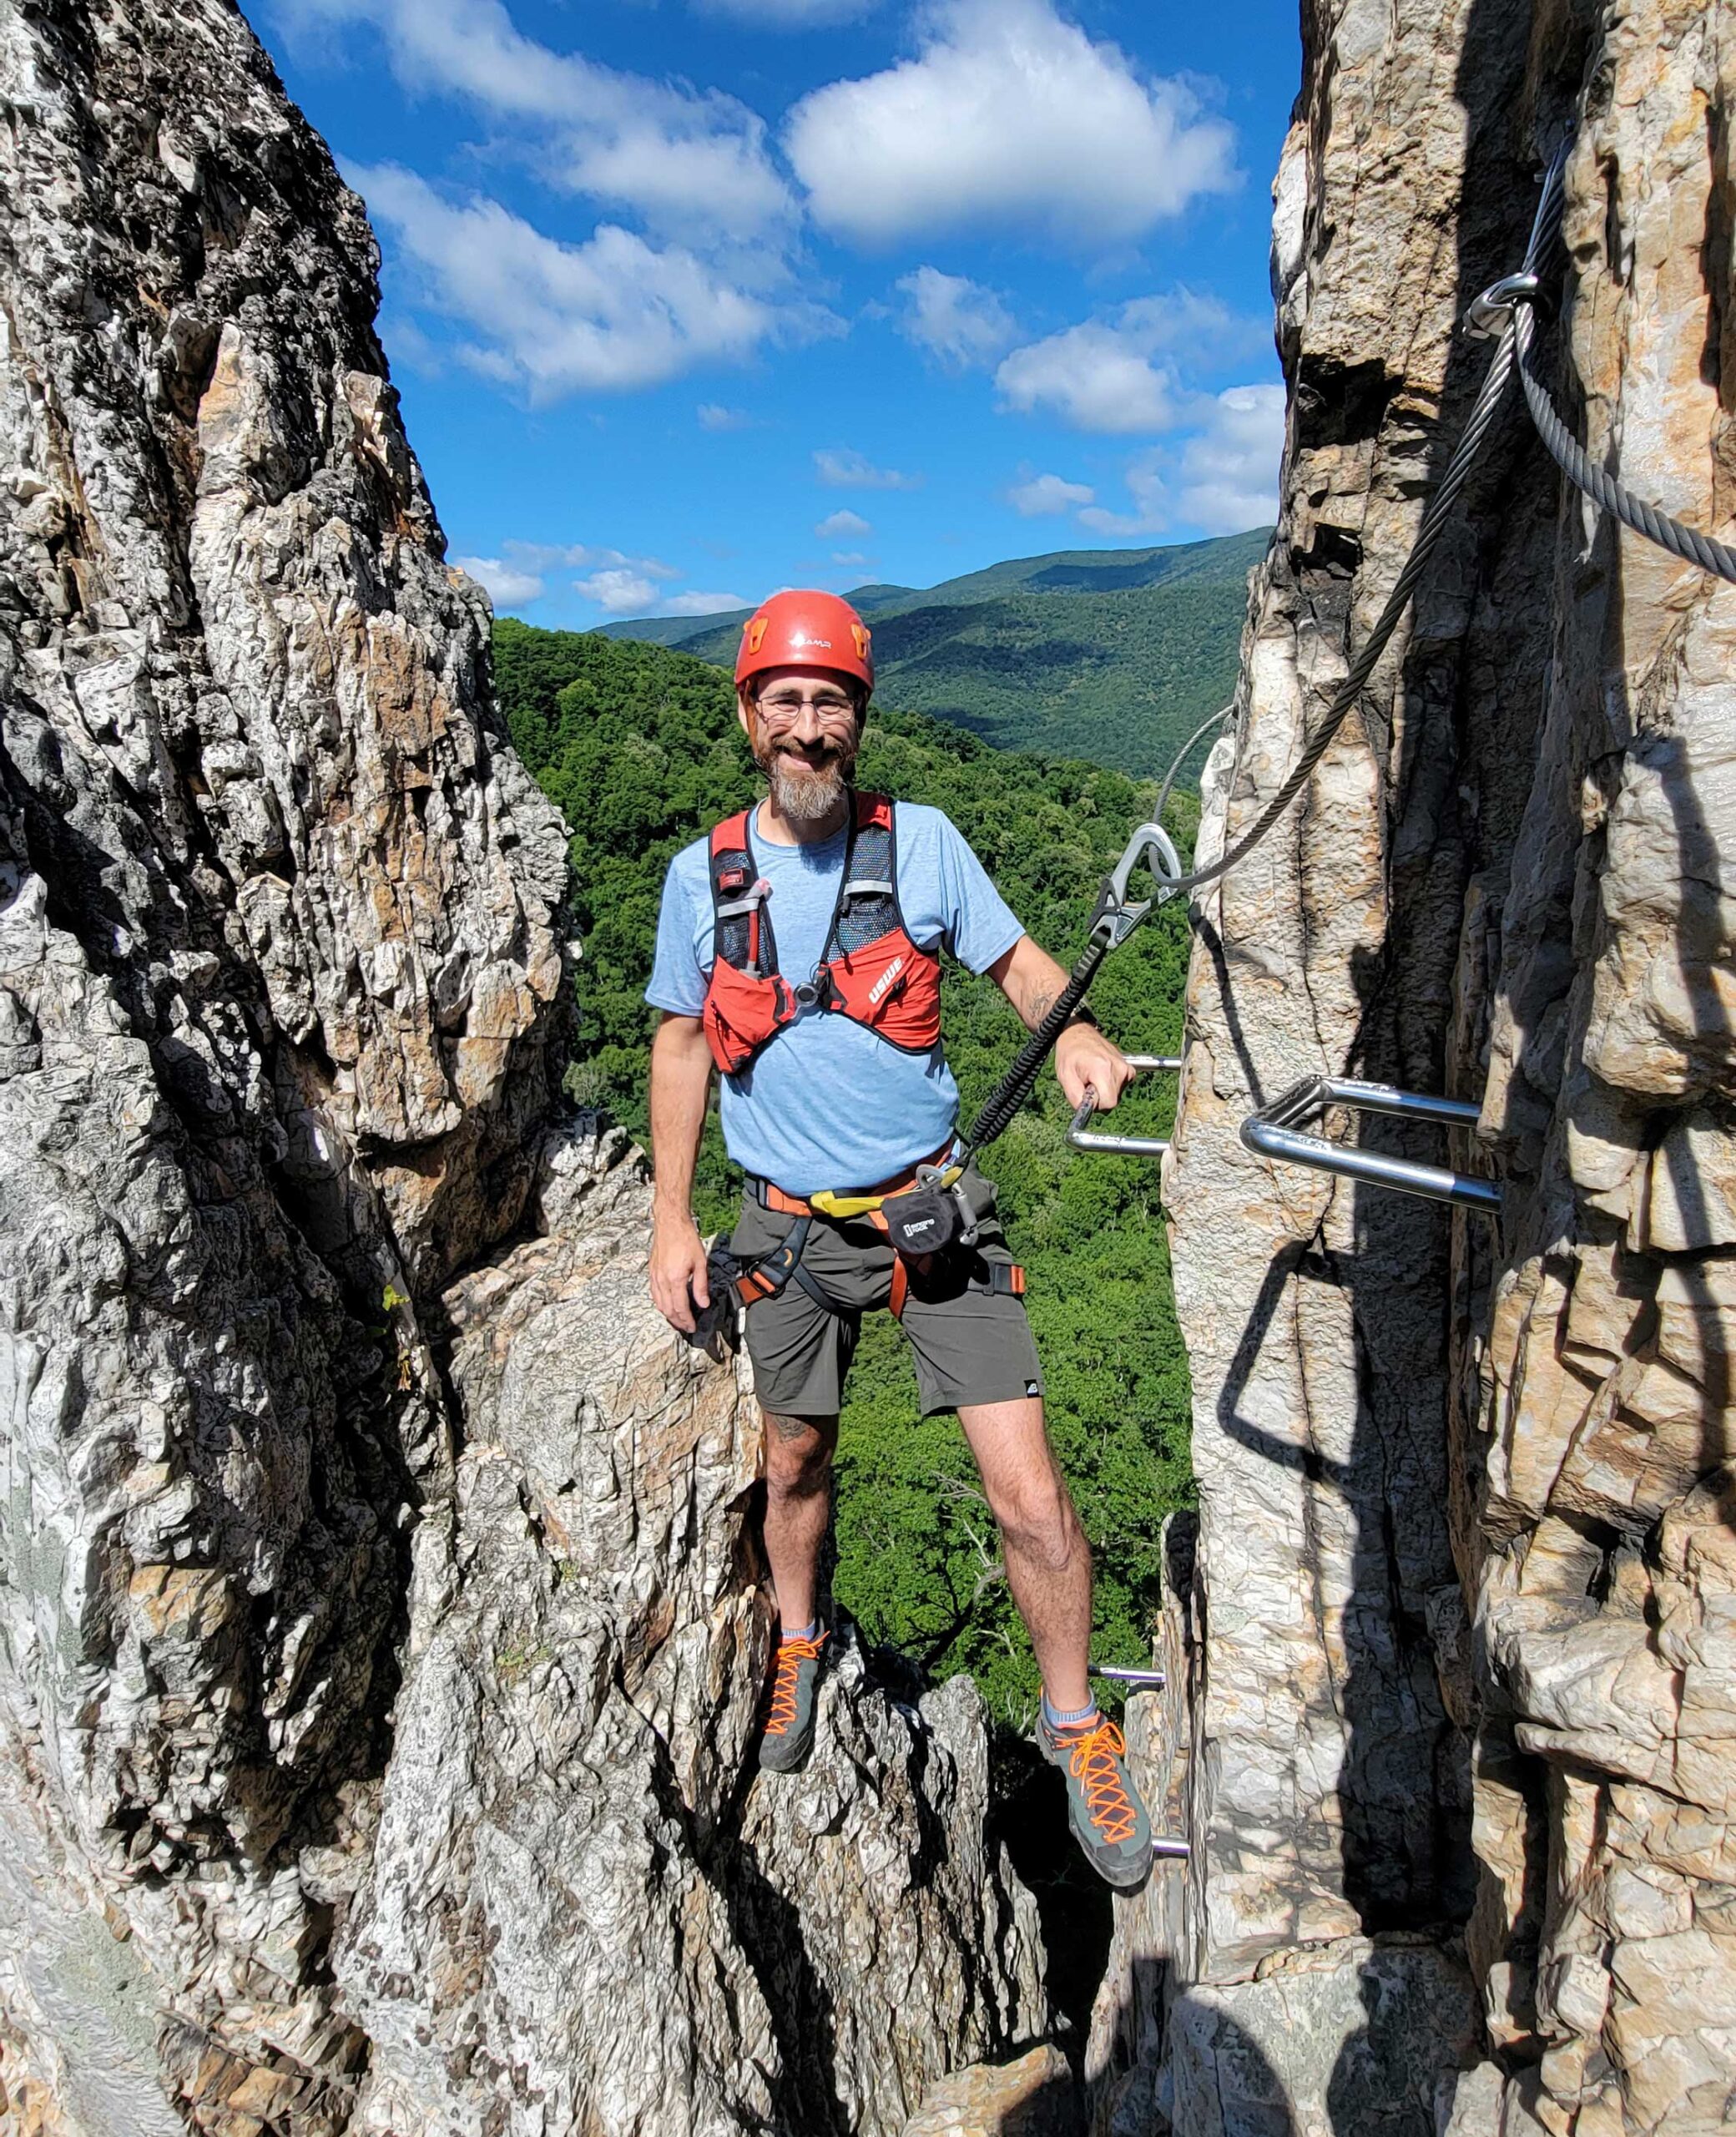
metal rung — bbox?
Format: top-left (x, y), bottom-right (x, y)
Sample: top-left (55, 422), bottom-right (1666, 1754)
top-left (1240, 1077), bottom-right (1501, 1214)
top-left (1068, 1054), bottom-right (1181, 1157)
top-left (1090, 1664), bottom-right (1168, 1688)
top-left (1152, 1839), bottom-right (1191, 1859)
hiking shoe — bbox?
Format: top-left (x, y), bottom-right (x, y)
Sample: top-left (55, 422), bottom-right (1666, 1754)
top-left (1039, 1712), bottom-right (1153, 1889)
top-left (758, 1629), bottom-right (827, 1774)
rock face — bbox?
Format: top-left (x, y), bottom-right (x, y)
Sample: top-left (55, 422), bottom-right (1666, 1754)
top-left (1110, 1), bottom-right (1736, 2132)
top-left (0, 4), bottom-right (1047, 2132)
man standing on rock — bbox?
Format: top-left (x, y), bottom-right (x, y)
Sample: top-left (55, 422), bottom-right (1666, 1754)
top-left (644, 589), bottom-right (1154, 1889)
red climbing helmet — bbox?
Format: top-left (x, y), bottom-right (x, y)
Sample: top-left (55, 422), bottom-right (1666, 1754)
top-left (734, 589), bottom-right (874, 694)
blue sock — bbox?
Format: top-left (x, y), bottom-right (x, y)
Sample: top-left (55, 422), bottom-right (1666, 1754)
top-left (780, 1619), bottom-right (818, 1644)
top-left (1042, 1693), bottom-right (1098, 1730)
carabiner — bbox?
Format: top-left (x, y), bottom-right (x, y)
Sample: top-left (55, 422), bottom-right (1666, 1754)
top-left (1088, 820), bottom-right (1183, 952)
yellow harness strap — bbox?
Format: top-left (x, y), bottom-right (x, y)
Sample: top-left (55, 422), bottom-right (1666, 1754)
top-left (810, 1162), bottom-right (964, 1221)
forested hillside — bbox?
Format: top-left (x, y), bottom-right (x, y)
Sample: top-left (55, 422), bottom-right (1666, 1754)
top-left (496, 616), bottom-right (1196, 1721)
top-left (595, 529), bottom-right (1266, 775)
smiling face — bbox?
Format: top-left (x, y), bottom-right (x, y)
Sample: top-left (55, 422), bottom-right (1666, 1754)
top-left (738, 663), bottom-right (867, 822)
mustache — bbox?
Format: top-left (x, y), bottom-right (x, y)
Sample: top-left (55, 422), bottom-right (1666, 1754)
top-left (774, 742), bottom-right (845, 763)
top-left (758, 736), bottom-right (855, 770)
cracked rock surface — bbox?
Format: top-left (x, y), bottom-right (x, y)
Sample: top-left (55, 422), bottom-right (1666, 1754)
top-left (1101, 2), bottom-right (1736, 2132)
top-left (0, 3), bottom-right (1047, 2131)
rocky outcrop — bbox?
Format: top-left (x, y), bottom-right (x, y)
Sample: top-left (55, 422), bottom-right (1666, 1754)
top-left (0, 3), bottom-right (1047, 2131)
top-left (1118, 1), bottom-right (1736, 2131)
top-left (337, 1121), bottom-right (1046, 2137)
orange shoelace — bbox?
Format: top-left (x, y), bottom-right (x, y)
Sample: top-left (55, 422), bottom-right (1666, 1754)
top-left (764, 1633), bottom-right (825, 1737)
top-left (1058, 1718), bottom-right (1138, 1845)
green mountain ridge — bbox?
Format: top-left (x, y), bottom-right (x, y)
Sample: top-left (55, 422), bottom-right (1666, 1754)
top-left (594, 528), bottom-right (1269, 776)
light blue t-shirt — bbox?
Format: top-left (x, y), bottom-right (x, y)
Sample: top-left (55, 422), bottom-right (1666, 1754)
top-left (646, 801), bottom-right (1025, 1194)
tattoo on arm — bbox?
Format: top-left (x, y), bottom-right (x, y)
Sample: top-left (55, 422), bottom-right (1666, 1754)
top-left (1027, 988), bottom-right (1055, 1032)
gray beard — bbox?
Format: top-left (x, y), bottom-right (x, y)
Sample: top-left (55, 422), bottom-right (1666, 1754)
top-left (763, 745), bottom-right (855, 822)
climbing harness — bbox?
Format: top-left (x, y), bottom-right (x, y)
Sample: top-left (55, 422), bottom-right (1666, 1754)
top-left (700, 791), bottom-right (941, 1076)
top-left (686, 1219), bottom-right (849, 1350)
top-left (1241, 1079), bottom-right (1501, 1214)
top-left (704, 1144), bottom-right (1026, 1336)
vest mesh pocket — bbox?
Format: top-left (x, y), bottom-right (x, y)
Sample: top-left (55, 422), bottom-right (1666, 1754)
top-left (830, 821), bottom-right (901, 954)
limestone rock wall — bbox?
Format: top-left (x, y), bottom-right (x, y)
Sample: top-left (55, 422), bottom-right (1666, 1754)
top-left (1118, 1), bottom-right (1736, 2131)
top-left (0, 4), bottom-right (1047, 2132)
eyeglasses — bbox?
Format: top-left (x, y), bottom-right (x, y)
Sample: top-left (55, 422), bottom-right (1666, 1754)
top-left (754, 691), bottom-right (860, 727)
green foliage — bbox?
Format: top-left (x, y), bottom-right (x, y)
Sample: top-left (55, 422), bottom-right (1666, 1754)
top-left (594, 528), bottom-right (1267, 777)
top-left (496, 616), bottom-right (1197, 1724)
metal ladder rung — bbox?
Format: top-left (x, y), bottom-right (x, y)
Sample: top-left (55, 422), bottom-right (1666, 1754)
top-left (1240, 1076), bottom-right (1501, 1213)
top-left (1067, 1054), bottom-right (1183, 1157)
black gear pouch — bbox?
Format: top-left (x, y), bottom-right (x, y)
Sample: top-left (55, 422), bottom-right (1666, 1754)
top-left (882, 1163), bottom-right (998, 1260)
top-left (882, 1184), bottom-right (963, 1258)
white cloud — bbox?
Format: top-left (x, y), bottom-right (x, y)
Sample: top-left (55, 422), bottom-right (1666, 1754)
top-left (1067, 386), bottom-right (1281, 537)
top-left (997, 322), bottom-right (1178, 434)
top-left (1007, 472), bottom-right (1095, 517)
top-left (576, 579), bottom-right (746, 619)
top-left (785, 0), bottom-right (1237, 247)
top-left (1077, 452), bottom-right (1169, 537)
top-left (815, 508), bottom-right (873, 538)
top-left (992, 292), bottom-right (1254, 436)
top-left (1175, 384), bottom-right (1284, 533)
top-left (659, 590), bottom-right (749, 614)
top-left (896, 266), bottom-right (1017, 371)
top-left (993, 293), bottom-right (1239, 435)
top-left (351, 164), bottom-right (784, 399)
top-left (814, 447), bottom-right (923, 489)
top-left (495, 539), bottom-right (674, 576)
top-left (575, 567), bottom-right (668, 613)
top-left (830, 550), bottom-right (873, 565)
top-left (698, 402), bottom-right (754, 430)
top-left (453, 553), bottom-right (545, 605)
top-left (290, 0), bottom-right (793, 244)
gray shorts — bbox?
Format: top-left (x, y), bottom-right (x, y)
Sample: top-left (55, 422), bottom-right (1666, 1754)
top-left (729, 1170), bottom-right (1044, 1418)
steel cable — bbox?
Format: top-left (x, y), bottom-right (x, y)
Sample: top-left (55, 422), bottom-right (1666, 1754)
top-left (1153, 332), bottom-right (1520, 900)
top-left (1511, 305), bottom-right (1736, 586)
top-left (1146, 156), bottom-right (1569, 905)
top-left (1153, 701), bottom-right (1235, 846)
top-left (962, 154), bottom-right (1573, 1152)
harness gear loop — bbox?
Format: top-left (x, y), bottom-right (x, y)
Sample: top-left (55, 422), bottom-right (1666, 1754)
top-left (809, 1159), bottom-right (965, 1221)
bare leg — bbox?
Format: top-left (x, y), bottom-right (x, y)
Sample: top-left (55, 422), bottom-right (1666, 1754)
top-left (760, 1409), bottom-right (837, 1630)
top-left (956, 1396), bottom-right (1093, 1712)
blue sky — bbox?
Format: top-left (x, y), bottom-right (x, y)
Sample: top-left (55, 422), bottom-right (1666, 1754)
top-left (247, 0), bottom-right (1300, 629)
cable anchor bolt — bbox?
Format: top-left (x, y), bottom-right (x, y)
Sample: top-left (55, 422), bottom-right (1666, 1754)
top-left (1464, 270), bottom-right (1544, 341)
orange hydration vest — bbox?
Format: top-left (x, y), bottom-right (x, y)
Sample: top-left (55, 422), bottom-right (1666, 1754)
top-left (701, 791), bottom-right (943, 1077)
